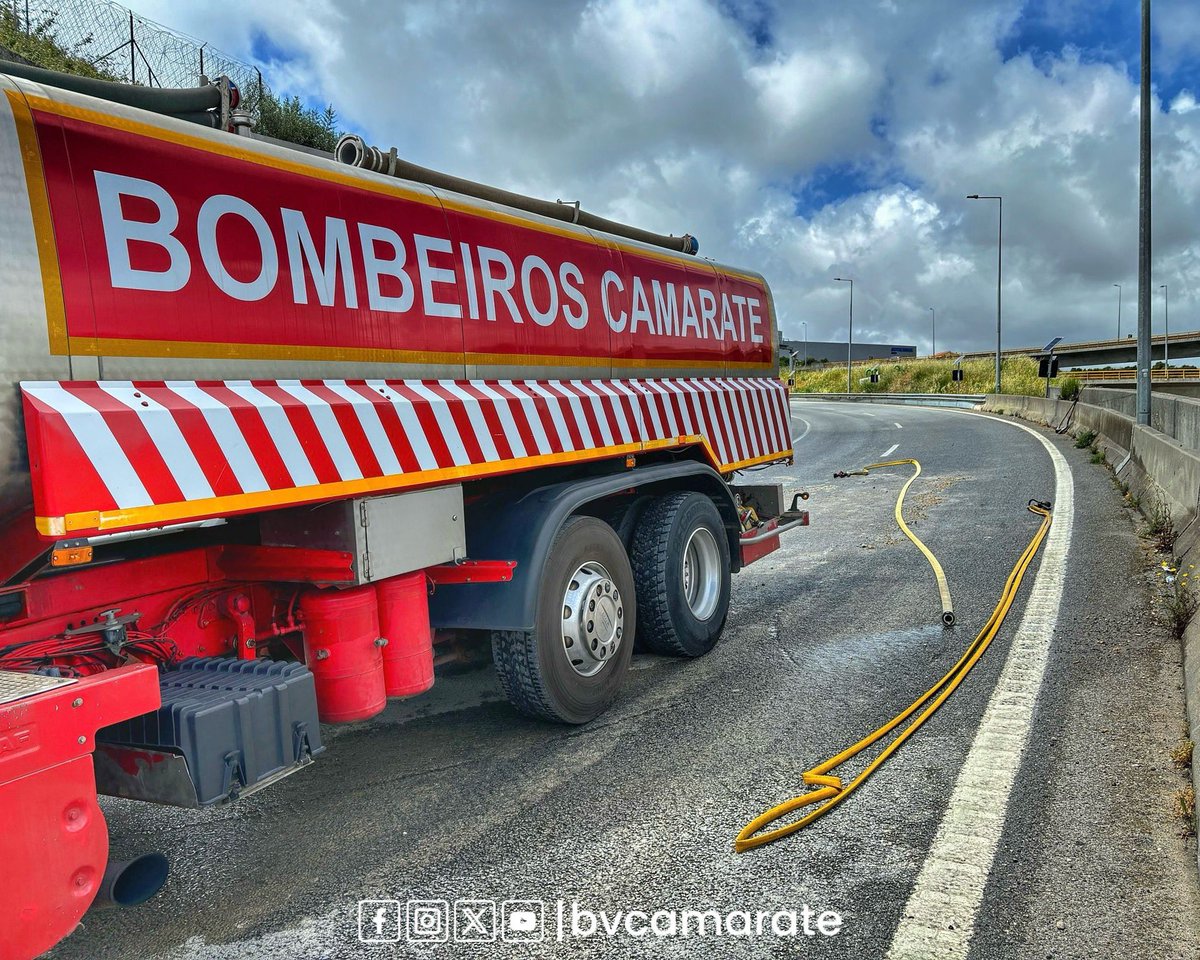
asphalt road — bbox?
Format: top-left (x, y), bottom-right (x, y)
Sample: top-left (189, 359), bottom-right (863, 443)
top-left (51, 401), bottom-right (1200, 959)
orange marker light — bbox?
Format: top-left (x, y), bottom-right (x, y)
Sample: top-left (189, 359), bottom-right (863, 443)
top-left (51, 544), bottom-right (93, 567)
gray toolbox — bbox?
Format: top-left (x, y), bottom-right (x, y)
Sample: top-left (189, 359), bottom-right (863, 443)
top-left (97, 658), bottom-right (324, 806)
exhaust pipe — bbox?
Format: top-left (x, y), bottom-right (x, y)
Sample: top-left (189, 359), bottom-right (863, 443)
top-left (91, 853), bottom-right (170, 909)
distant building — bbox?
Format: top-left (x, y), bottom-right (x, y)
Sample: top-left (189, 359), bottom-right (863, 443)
top-left (779, 339), bottom-right (917, 364)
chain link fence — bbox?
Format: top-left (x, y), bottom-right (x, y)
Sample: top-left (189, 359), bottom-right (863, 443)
top-left (6, 0), bottom-right (262, 98)
top-left (1, 0), bottom-right (343, 148)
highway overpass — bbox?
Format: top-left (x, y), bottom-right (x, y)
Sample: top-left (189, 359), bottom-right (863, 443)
top-left (957, 330), bottom-right (1200, 367)
top-left (820, 329), bottom-right (1200, 370)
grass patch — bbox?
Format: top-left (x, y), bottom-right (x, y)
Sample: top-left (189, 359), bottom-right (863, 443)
top-left (1155, 560), bottom-right (1196, 638)
top-left (1090, 448), bottom-right (1107, 465)
top-left (1173, 786), bottom-right (1196, 838)
top-left (1146, 489), bottom-right (1178, 553)
top-left (1074, 428), bottom-right (1097, 449)
top-left (788, 356), bottom-right (1049, 396)
top-left (1171, 738), bottom-right (1194, 770)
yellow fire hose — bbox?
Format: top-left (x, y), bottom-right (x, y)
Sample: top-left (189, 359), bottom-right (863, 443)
top-left (861, 458), bottom-right (955, 627)
top-left (734, 493), bottom-right (1053, 853)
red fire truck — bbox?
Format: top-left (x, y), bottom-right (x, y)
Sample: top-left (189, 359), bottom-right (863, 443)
top-left (0, 63), bottom-right (802, 958)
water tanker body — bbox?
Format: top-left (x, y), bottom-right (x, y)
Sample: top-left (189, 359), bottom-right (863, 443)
top-left (0, 68), bottom-right (800, 960)
top-left (0, 74), bottom-right (782, 542)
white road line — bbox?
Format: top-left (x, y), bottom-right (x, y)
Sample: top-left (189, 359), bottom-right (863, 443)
top-left (880, 442), bottom-right (899, 459)
top-left (887, 417), bottom-right (1074, 960)
top-left (791, 416), bottom-right (812, 445)
top-left (894, 421), bottom-right (904, 429)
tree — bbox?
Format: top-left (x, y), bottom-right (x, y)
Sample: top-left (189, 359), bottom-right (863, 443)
top-left (244, 87), bottom-right (340, 153)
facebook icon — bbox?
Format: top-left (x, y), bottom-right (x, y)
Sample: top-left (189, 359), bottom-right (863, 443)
top-left (358, 900), bottom-right (402, 943)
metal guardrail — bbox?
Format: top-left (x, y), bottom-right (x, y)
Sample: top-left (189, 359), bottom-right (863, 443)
top-left (800, 328), bottom-right (1200, 371)
top-left (1072, 368), bottom-right (1200, 382)
top-left (789, 392), bottom-right (986, 409)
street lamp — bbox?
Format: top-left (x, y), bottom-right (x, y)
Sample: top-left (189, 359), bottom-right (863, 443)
top-left (834, 277), bottom-right (853, 393)
top-left (801, 320), bottom-right (808, 368)
top-left (1113, 283), bottom-right (1122, 341)
top-left (928, 307), bottom-right (935, 356)
top-left (1161, 283), bottom-right (1169, 370)
top-left (967, 194), bottom-right (1003, 393)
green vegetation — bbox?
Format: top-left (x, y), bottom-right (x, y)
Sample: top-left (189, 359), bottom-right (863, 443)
top-left (788, 356), bottom-right (1050, 396)
top-left (1173, 785), bottom-right (1196, 838)
top-left (1, 9), bottom-right (341, 152)
top-left (0, 9), bottom-right (118, 79)
top-left (1171, 737), bottom-right (1194, 771)
top-left (243, 88), bottom-right (340, 152)
top-left (1146, 489), bottom-right (1178, 553)
top-left (1074, 428), bottom-right (1097, 449)
top-left (1156, 560), bottom-right (1195, 639)
top-left (1058, 375), bottom-right (1082, 401)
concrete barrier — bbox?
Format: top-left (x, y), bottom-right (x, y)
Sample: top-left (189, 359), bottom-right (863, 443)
top-left (983, 394), bottom-right (1134, 456)
top-left (1083, 386), bottom-right (1200, 452)
top-left (1128, 426), bottom-right (1200, 529)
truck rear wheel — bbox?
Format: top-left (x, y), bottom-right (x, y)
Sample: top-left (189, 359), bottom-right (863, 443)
top-left (631, 492), bottom-right (731, 657)
top-left (491, 516), bottom-right (635, 724)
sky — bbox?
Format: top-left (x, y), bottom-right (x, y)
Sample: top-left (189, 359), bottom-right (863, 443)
top-left (125, 0), bottom-right (1200, 354)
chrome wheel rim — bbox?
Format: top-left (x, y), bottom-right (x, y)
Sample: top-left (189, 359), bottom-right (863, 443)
top-left (561, 561), bottom-right (623, 677)
top-left (682, 526), bottom-right (721, 621)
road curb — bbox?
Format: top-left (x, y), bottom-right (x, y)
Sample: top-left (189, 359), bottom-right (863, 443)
top-left (789, 392), bottom-right (984, 409)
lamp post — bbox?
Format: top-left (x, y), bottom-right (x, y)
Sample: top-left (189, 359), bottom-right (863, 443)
top-left (801, 320), bottom-right (808, 368)
top-left (967, 194), bottom-right (1003, 393)
top-left (834, 277), bottom-right (853, 393)
top-left (1136, 0), bottom-right (1151, 423)
top-left (929, 307), bottom-right (935, 356)
top-left (1161, 283), bottom-right (1169, 371)
top-left (1113, 283), bottom-right (1122, 341)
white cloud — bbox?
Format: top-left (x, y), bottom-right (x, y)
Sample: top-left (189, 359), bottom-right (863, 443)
top-left (123, 0), bottom-right (1200, 354)
top-left (1172, 91), bottom-right (1199, 114)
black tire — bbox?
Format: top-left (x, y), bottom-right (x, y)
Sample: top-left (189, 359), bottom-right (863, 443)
top-left (631, 492), bottom-right (731, 657)
top-left (491, 516), bottom-right (636, 724)
top-left (597, 494), bottom-right (652, 551)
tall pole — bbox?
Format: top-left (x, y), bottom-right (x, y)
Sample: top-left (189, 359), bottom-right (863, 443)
top-left (967, 194), bottom-right (1003, 392)
top-left (1137, 0), bottom-right (1152, 424)
top-left (929, 307), bottom-right (936, 356)
top-left (801, 321), bottom-right (808, 367)
top-left (835, 277), bottom-right (853, 393)
top-left (996, 197), bottom-right (1003, 393)
top-left (1114, 283), bottom-right (1122, 340)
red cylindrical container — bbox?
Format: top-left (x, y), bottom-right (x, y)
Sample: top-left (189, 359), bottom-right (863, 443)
top-left (299, 584), bottom-right (386, 723)
top-left (376, 572), bottom-right (434, 698)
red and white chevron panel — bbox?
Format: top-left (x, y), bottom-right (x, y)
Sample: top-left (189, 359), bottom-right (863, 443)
top-left (21, 377), bottom-right (792, 536)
